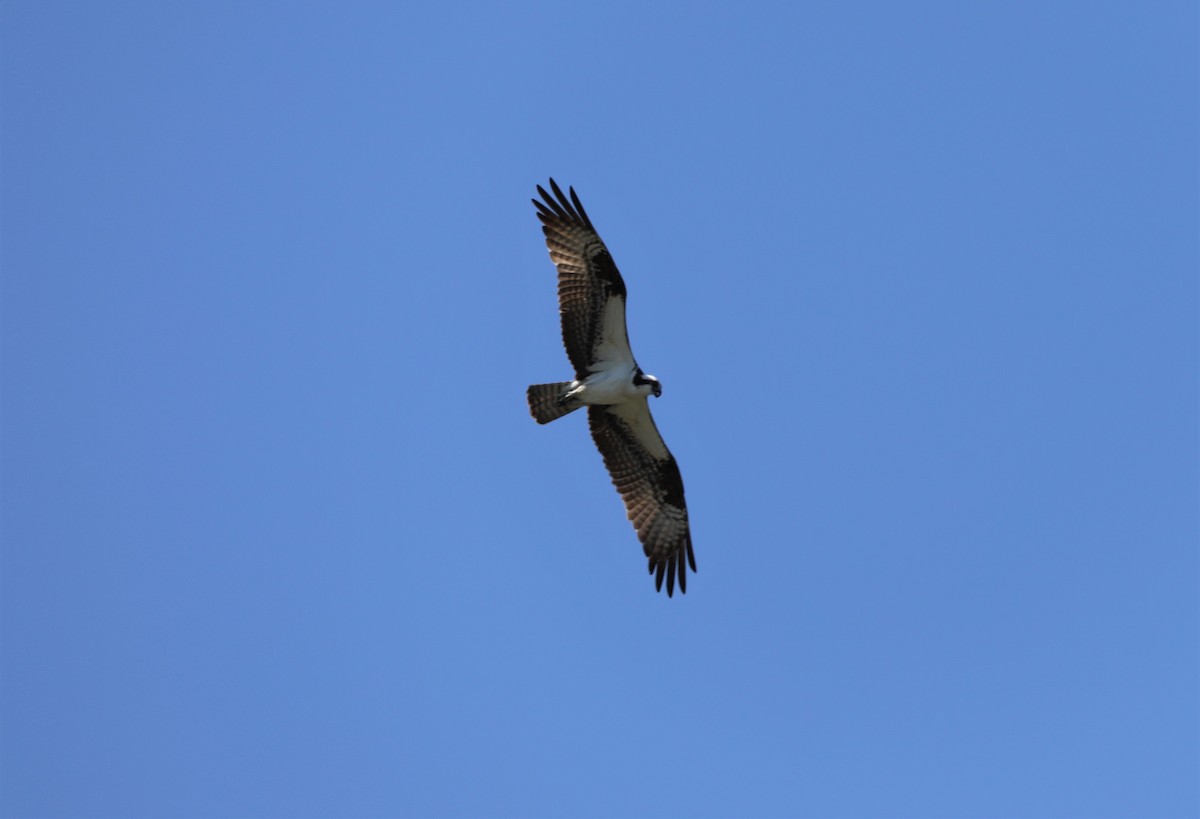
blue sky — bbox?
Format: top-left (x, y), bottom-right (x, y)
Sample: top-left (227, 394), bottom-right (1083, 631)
top-left (2, 2), bottom-right (1196, 817)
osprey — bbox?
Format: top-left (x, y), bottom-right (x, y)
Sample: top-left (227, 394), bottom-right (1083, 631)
top-left (526, 179), bottom-right (696, 596)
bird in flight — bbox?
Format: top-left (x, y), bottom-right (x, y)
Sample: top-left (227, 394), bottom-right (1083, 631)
top-left (526, 179), bottom-right (696, 596)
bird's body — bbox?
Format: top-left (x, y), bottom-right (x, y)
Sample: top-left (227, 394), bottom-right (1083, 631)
top-left (526, 180), bottom-right (696, 596)
top-left (568, 363), bottom-right (651, 406)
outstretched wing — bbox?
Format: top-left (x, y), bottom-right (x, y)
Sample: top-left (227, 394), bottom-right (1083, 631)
top-left (588, 403), bottom-right (696, 596)
top-left (533, 179), bottom-right (634, 380)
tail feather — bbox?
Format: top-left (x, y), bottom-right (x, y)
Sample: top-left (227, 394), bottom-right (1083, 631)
top-left (527, 382), bottom-right (581, 424)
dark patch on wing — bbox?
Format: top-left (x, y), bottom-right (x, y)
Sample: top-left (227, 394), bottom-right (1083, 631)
top-left (533, 179), bottom-right (628, 379)
top-left (587, 404), bottom-right (696, 596)
top-left (656, 457), bottom-right (687, 513)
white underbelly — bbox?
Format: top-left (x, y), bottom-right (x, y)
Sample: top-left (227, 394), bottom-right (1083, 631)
top-left (574, 365), bottom-right (638, 405)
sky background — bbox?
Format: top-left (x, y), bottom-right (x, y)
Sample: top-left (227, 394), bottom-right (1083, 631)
top-left (2, 2), bottom-right (1197, 818)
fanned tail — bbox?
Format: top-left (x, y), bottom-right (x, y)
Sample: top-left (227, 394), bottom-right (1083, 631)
top-left (527, 382), bottom-right (581, 424)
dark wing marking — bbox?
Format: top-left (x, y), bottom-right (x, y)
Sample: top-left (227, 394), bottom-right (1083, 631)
top-left (533, 179), bottom-right (632, 380)
top-left (588, 403), bottom-right (696, 596)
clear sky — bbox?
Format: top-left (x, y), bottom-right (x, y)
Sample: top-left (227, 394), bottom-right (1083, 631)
top-left (2, 2), bottom-right (1196, 818)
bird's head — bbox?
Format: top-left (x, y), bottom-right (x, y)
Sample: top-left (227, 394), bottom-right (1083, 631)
top-left (634, 369), bottom-right (662, 398)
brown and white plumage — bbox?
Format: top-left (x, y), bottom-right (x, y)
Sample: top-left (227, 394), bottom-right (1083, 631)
top-left (532, 180), bottom-right (631, 379)
top-left (526, 179), bottom-right (696, 596)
